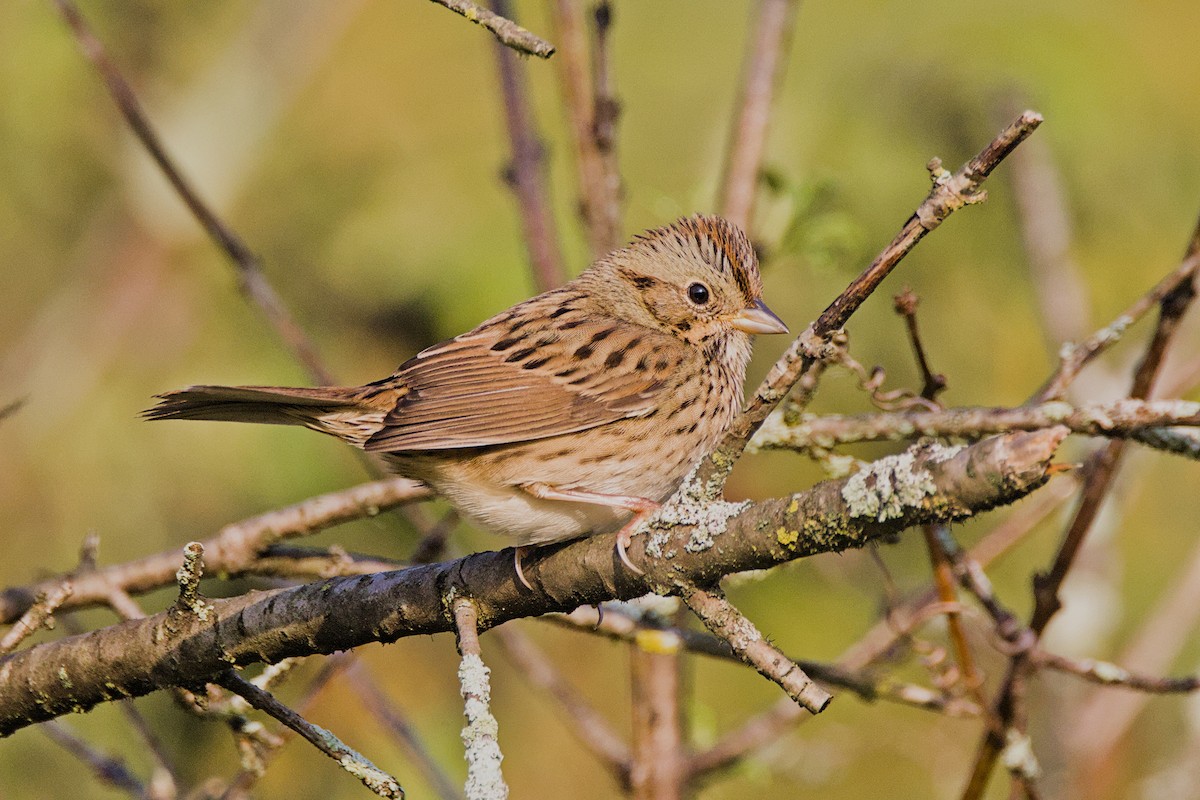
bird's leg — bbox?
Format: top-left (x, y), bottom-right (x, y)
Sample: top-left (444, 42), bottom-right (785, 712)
top-left (520, 483), bottom-right (660, 578)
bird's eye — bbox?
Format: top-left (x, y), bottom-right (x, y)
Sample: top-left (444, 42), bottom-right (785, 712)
top-left (686, 282), bottom-right (710, 306)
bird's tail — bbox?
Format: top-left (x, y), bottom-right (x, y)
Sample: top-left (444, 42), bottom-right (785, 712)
top-left (144, 384), bottom-right (390, 447)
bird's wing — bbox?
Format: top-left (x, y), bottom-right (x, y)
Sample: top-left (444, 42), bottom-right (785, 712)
top-left (363, 316), bottom-right (686, 452)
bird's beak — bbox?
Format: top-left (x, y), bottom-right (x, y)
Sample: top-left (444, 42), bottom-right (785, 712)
top-left (730, 299), bottom-right (789, 335)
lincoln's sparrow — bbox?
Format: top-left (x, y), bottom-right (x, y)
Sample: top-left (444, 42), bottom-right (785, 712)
top-left (147, 214), bottom-right (787, 583)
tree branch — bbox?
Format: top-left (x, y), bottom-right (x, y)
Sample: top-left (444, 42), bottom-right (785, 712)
top-left (0, 429), bottom-right (1063, 736)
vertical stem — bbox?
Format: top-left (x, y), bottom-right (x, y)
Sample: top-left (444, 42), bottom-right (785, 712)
top-left (629, 644), bottom-right (687, 800)
top-left (718, 0), bottom-right (800, 231)
top-left (490, 0), bottom-right (567, 290)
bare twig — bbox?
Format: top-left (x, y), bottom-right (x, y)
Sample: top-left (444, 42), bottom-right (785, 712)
top-left (921, 525), bottom-right (986, 707)
top-left (491, 0), bottom-right (567, 291)
top-left (429, 0), bottom-right (555, 58)
top-left (1065, 530), bottom-right (1200, 782)
top-left (589, 2), bottom-right (621, 253)
top-left (1035, 651), bottom-right (1200, 694)
top-left (548, 605), bottom-right (978, 716)
top-left (0, 582), bottom-right (73, 655)
top-left (493, 624), bottom-right (630, 787)
top-left (347, 663), bottom-right (464, 800)
top-left (697, 111), bottom-right (1044, 495)
top-left (682, 586), bottom-right (831, 713)
top-left (0, 476), bottom-right (432, 624)
top-left (752, 398), bottom-right (1200, 454)
top-left (452, 597), bottom-right (508, 800)
top-left (49, 0), bottom-right (335, 385)
top-left (718, 0), bottom-right (801, 231)
top-left (43, 721), bottom-right (149, 799)
top-left (551, 1), bottom-right (622, 255)
top-left (894, 289), bottom-right (948, 402)
top-left (1032, 249), bottom-right (1200, 404)
top-left (962, 211), bottom-right (1200, 800)
top-left (217, 668), bottom-right (404, 798)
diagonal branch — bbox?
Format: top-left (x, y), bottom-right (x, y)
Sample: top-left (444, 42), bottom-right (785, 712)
top-left (0, 476), bottom-right (431, 624)
top-left (695, 111), bottom-right (1044, 496)
top-left (49, 0), bottom-right (336, 385)
top-left (217, 668), bottom-right (405, 798)
top-left (0, 428), bottom-right (1063, 736)
top-left (429, 0), bottom-right (555, 58)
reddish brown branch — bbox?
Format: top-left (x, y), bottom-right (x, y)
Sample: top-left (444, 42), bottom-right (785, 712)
top-left (491, 0), bottom-right (567, 291)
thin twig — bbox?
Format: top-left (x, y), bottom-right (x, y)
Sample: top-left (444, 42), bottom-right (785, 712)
top-left (493, 624), bottom-right (631, 787)
top-left (0, 582), bottom-right (73, 655)
top-left (491, 0), bottom-right (567, 291)
top-left (1035, 651), bottom-right (1200, 694)
top-left (548, 606), bottom-right (979, 716)
top-left (49, 0), bottom-right (335, 385)
top-left (429, 0), bottom-right (555, 58)
top-left (452, 597), bottom-right (508, 800)
top-left (552, 1), bottom-right (605, 256)
top-left (718, 0), bottom-right (801, 231)
top-left (43, 721), bottom-right (150, 799)
top-left (589, 2), bottom-right (621, 253)
top-left (1032, 249), bottom-right (1200, 404)
top-left (961, 211), bottom-right (1200, 800)
top-left (217, 668), bottom-right (404, 798)
top-left (346, 662), bottom-right (464, 800)
top-left (0, 476), bottom-right (431, 624)
top-left (696, 111), bottom-right (1044, 496)
top-left (894, 288), bottom-right (947, 402)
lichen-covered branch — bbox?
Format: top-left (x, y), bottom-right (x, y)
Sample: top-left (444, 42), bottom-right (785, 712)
top-left (751, 399), bottom-right (1200, 455)
top-left (453, 598), bottom-right (508, 800)
top-left (0, 429), bottom-right (1063, 736)
top-left (682, 586), bottom-right (831, 713)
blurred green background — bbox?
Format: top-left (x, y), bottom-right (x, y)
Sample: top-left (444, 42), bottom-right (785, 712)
top-left (2, 1), bottom-right (1200, 798)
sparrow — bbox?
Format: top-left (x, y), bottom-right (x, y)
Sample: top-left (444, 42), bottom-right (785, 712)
top-left (146, 214), bottom-right (788, 586)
